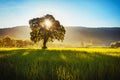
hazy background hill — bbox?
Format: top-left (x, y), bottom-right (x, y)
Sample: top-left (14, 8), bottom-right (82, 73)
top-left (0, 26), bottom-right (120, 47)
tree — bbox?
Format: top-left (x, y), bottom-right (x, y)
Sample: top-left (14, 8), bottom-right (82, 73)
top-left (0, 38), bottom-right (3, 47)
top-left (2, 36), bottom-right (15, 47)
top-left (15, 40), bottom-right (24, 47)
top-left (29, 14), bottom-right (66, 49)
top-left (81, 41), bottom-right (85, 47)
top-left (110, 41), bottom-right (120, 48)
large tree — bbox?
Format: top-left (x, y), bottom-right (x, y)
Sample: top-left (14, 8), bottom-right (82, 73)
top-left (29, 14), bottom-right (66, 49)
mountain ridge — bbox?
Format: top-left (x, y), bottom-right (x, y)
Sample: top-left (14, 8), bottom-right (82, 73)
top-left (0, 26), bottom-right (120, 46)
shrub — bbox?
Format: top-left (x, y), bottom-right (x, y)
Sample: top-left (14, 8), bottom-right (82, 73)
top-left (110, 41), bottom-right (120, 48)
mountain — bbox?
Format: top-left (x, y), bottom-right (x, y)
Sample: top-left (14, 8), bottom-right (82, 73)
top-left (65, 27), bottom-right (120, 46)
top-left (0, 26), bottom-right (120, 47)
top-left (0, 26), bottom-right (30, 40)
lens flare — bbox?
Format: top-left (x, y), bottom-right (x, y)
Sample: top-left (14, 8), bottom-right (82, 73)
top-left (44, 19), bottom-right (52, 29)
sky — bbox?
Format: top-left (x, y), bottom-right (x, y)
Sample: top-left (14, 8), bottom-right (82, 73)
top-left (0, 0), bottom-right (120, 28)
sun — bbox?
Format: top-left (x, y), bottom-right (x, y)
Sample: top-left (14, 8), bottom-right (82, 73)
top-left (44, 19), bottom-right (52, 29)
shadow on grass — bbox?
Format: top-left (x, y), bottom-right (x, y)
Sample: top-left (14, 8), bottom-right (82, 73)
top-left (0, 49), bottom-right (120, 80)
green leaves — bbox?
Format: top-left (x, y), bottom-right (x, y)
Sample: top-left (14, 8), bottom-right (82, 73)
top-left (29, 14), bottom-right (66, 48)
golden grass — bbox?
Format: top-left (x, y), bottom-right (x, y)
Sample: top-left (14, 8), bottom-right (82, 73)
top-left (0, 47), bottom-right (120, 57)
top-left (0, 47), bottom-right (120, 80)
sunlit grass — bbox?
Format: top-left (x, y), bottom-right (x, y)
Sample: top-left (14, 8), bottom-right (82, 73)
top-left (1, 47), bottom-right (119, 56)
top-left (0, 48), bottom-right (120, 80)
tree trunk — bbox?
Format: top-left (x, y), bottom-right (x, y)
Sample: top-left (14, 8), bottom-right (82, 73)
top-left (42, 31), bottom-right (50, 49)
top-left (42, 37), bottom-right (48, 49)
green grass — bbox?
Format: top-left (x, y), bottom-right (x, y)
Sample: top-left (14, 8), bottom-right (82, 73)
top-left (0, 48), bottom-right (120, 80)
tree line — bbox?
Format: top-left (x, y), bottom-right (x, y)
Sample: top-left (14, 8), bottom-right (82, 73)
top-left (0, 36), bottom-right (33, 48)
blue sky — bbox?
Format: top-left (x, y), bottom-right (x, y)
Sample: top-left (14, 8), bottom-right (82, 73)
top-left (0, 0), bottom-right (120, 28)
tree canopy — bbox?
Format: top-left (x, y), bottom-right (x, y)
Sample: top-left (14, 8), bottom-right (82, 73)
top-left (29, 14), bottom-right (66, 49)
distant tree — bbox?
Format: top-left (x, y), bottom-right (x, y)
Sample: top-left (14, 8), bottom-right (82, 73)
top-left (29, 14), bottom-right (66, 49)
top-left (2, 36), bottom-right (15, 47)
top-left (15, 40), bottom-right (24, 47)
top-left (0, 38), bottom-right (3, 47)
top-left (90, 40), bottom-right (94, 45)
top-left (89, 40), bottom-right (94, 47)
top-left (110, 41), bottom-right (120, 48)
top-left (0, 36), bottom-right (34, 48)
top-left (81, 41), bottom-right (85, 47)
top-left (23, 40), bottom-right (34, 47)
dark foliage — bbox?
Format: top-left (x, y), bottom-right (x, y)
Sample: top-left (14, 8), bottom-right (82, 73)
top-left (29, 14), bottom-right (66, 49)
top-left (0, 36), bottom-right (33, 48)
top-left (110, 41), bottom-right (120, 48)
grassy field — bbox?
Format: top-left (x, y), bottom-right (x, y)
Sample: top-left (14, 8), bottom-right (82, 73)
top-left (0, 48), bottom-right (120, 80)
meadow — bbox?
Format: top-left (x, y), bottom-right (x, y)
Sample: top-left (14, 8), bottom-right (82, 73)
top-left (0, 48), bottom-right (120, 80)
